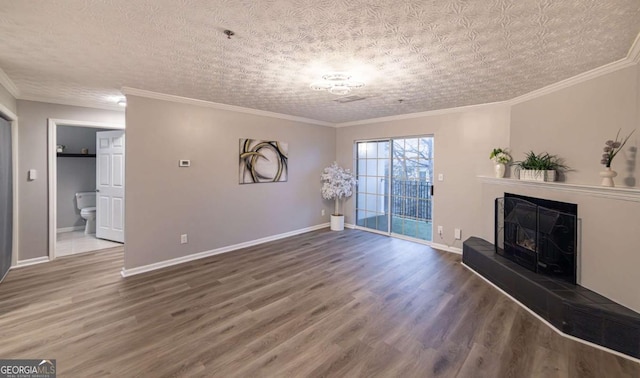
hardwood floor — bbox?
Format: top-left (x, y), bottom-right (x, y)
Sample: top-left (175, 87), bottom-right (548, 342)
top-left (1, 229), bottom-right (638, 377)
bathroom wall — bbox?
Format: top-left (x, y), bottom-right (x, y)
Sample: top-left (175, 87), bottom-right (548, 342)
top-left (56, 126), bottom-right (109, 230)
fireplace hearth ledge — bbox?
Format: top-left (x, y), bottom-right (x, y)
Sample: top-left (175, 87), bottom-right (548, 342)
top-left (463, 237), bottom-right (640, 362)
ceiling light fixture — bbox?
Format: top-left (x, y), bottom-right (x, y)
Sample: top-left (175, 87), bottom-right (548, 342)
top-left (310, 72), bottom-right (364, 95)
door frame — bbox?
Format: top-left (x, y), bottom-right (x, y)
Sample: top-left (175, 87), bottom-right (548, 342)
top-left (47, 119), bottom-right (124, 260)
top-left (0, 103), bottom-right (18, 268)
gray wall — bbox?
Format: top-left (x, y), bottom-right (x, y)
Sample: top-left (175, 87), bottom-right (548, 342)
top-left (16, 100), bottom-right (124, 260)
top-left (56, 126), bottom-right (109, 229)
top-left (124, 95), bottom-right (336, 269)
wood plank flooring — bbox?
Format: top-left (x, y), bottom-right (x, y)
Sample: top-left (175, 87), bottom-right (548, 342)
top-left (1, 229), bottom-right (638, 377)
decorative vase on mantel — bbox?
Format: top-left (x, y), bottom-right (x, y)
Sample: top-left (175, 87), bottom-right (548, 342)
top-left (599, 167), bottom-right (617, 187)
top-left (494, 163), bottom-right (506, 178)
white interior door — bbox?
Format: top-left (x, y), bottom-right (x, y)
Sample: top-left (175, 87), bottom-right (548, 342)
top-left (96, 130), bottom-right (125, 243)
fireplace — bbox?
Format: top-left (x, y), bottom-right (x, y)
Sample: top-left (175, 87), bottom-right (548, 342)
top-left (463, 192), bottom-right (640, 359)
top-left (495, 193), bottom-right (577, 284)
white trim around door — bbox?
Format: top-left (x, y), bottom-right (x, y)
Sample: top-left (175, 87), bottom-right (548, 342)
top-left (0, 103), bottom-right (19, 268)
top-left (47, 119), bottom-right (125, 261)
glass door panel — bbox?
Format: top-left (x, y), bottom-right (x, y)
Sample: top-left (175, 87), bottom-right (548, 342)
top-left (355, 141), bottom-right (390, 233)
top-left (390, 137), bottom-right (433, 241)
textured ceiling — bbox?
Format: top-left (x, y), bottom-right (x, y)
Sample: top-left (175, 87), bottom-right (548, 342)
top-left (1, 0), bottom-right (639, 124)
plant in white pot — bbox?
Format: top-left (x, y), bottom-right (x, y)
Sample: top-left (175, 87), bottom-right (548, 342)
top-left (514, 151), bottom-right (569, 182)
top-left (321, 162), bottom-right (357, 231)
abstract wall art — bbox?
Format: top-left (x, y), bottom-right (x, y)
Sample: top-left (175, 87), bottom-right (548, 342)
top-left (239, 139), bottom-right (288, 184)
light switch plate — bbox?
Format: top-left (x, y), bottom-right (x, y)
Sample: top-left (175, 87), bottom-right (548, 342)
top-left (28, 169), bottom-right (37, 181)
top-left (438, 173), bottom-right (444, 181)
top-left (454, 228), bottom-right (462, 240)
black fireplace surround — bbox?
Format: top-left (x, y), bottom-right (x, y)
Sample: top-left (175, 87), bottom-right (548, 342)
top-left (496, 193), bottom-right (577, 284)
top-left (462, 193), bottom-right (640, 359)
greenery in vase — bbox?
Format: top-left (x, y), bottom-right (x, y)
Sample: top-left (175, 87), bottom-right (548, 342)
top-left (489, 148), bottom-right (511, 164)
top-left (601, 129), bottom-right (635, 168)
top-left (514, 151), bottom-right (569, 172)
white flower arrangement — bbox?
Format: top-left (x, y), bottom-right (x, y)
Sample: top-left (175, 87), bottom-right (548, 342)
top-left (490, 148), bottom-right (511, 164)
top-left (321, 162), bottom-right (357, 216)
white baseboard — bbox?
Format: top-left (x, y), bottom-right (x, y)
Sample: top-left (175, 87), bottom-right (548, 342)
top-left (121, 223), bottom-right (330, 277)
top-left (13, 256), bottom-right (50, 268)
top-left (430, 242), bottom-right (463, 255)
top-left (461, 262), bottom-right (640, 365)
top-left (57, 226), bottom-right (84, 234)
top-left (345, 223), bottom-right (356, 229)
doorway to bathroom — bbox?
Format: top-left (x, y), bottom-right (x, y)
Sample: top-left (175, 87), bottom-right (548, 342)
top-left (48, 119), bottom-right (125, 259)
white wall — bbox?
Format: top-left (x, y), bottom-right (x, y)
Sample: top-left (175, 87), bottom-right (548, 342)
top-left (124, 95), bottom-right (336, 269)
top-left (16, 101), bottom-right (124, 260)
top-left (336, 104), bottom-right (512, 250)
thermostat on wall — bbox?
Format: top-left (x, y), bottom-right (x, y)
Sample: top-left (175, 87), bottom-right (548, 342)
top-left (179, 160), bottom-right (191, 167)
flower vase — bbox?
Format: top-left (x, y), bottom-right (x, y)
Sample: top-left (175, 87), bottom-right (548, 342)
top-left (494, 163), bottom-right (506, 178)
top-left (599, 167), bottom-right (617, 187)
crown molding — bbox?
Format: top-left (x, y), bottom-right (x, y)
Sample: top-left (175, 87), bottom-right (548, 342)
top-left (338, 30), bottom-right (640, 127)
top-left (508, 57), bottom-right (635, 106)
top-left (0, 67), bottom-right (20, 98)
top-left (121, 87), bottom-right (334, 127)
top-left (334, 100), bottom-right (509, 127)
top-left (628, 31), bottom-right (640, 64)
top-left (18, 95), bottom-right (125, 112)
top-left (509, 31), bottom-right (640, 106)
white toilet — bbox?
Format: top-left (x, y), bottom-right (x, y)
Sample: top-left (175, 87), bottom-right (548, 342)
top-left (76, 192), bottom-right (96, 234)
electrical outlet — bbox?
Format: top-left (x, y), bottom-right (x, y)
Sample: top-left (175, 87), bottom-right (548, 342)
top-left (454, 228), bottom-right (462, 240)
top-left (437, 226), bottom-right (443, 236)
top-left (180, 234), bottom-right (188, 244)
top-left (321, 209), bottom-right (325, 216)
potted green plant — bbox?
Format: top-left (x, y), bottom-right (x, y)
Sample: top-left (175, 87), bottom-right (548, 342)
top-left (321, 162), bottom-right (357, 231)
top-left (514, 151), bottom-right (569, 182)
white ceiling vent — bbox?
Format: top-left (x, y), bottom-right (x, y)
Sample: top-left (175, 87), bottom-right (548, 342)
top-left (334, 95), bottom-right (366, 103)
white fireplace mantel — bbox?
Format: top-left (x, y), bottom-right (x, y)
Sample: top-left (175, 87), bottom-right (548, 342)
top-left (478, 176), bottom-right (640, 203)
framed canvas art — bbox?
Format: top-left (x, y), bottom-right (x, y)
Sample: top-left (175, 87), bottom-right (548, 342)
top-left (239, 138), bottom-right (288, 184)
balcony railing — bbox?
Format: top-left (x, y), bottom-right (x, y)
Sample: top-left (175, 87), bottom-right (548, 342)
top-left (386, 179), bottom-right (432, 221)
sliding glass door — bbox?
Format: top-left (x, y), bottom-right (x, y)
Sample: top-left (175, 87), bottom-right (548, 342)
top-left (355, 137), bottom-right (433, 241)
